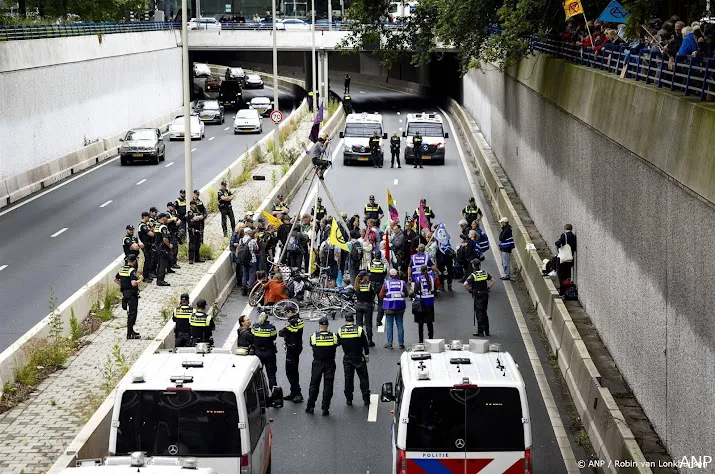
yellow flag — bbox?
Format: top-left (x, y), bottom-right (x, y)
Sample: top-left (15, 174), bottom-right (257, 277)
top-left (329, 217), bottom-right (349, 252)
top-left (563, 0), bottom-right (584, 19)
top-left (261, 210), bottom-right (281, 228)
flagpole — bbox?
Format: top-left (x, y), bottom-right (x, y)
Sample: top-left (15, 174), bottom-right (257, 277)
top-left (317, 178), bottom-right (350, 233)
top-left (582, 12), bottom-right (592, 44)
top-left (308, 184), bottom-right (321, 274)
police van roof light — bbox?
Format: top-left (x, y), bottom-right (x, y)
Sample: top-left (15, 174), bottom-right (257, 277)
top-left (182, 360), bottom-right (204, 368)
top-left (235, 347), bottom-right (249, 355)
top-left (131, 373), bottom-right (145, 383)
top-left (410, 353), bottom-right (431, 360)
top-left (413, 343), bottom-right (426, 352)
top-left (450, 340), bottom-right (463, 350)
top-left (170, 375), bottom-right (194, 383)
top-left (129, 452), bottom-right (147, 467)
top-left (181, 457), bottom-right (199, 469)
top-left (469, 339), bottom-right (490, 354)
top-left (195, 342), bottom-right (211, 354)
top-left (417, 371), bottom-right (430, 380)
top-left (424, 339), bottom-right (445, 353)
top-left (450, 357), bottom-right (471, 364)
top-left (489, 343), bottom-right (502, 352)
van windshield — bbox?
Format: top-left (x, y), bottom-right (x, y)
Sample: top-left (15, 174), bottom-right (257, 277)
top-left (405, 387), bottom-right (524, 452)
top-left (407, 123), bottom-right (443, 137)
top-left (116, 390), bottom-right (241, 457)
top-left (345, 123), bottom-right (381, 138)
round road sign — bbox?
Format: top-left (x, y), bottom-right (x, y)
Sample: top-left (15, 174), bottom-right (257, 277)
top-left (270, 110), bottom-right (283, 124)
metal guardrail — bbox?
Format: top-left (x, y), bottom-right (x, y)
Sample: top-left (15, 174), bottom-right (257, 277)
top-left (531, 37), bottom-right (715, 101)
top-left (0, 21), bottom-right (180, 41)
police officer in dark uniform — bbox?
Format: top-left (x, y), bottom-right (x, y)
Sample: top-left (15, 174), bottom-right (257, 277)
top-left (464, 258), bottom-right (495, 337)
top-left (175, 189), bottom-right (188, 244)
top-left (153, 213), bottom-right (172, 286)
top-left (122, 225), bottom-right (142, 257)
top-left (413, 198), bottom-right (436, 228)
top-left (364, 195), bottom-right (384, 227)
top-left (461, 197), bottom-right (483, 226)
top-left (278, 307), bottom-right (304, 403)
top-left (173, 293), bottom-right (193, 347)
top-left (271, 194), bottom-right (289, 218)
top-left (137, 212), bottom-right (155, 283)
top-left (148, 207), bottom-right (160, 275)
top-left (192, 190), bottom-right (207, 247)
top-left (338, 312), bottom-right (370, 406)
top-left (412, 130), bottom-right (424, 169)
top-left (389, 131), bottom-right (401, 168)
top-left (369, 131), bottom-right (382, 168)
top-left (368, 257), bottom-right (387, 331)
top-left (218, 181), bottom-right (236, 237)
top-left (114, 254), bottom-right (141, 340)
top-left (189, 299), bottom-right (214, 345)
top-left (311, 197), bottom-right (326, 227)
top-left (343, 95), bottom-right (352, 114)
top-left (306, 317), bottom-right (340, 416)
top-left (166, 202), bottom-right (182, 270)
top-left (187, 200), bottom-right (206, 264)
top-left (354, 270), bottom-right (376, 347)
top-left (251, 312), bottom-right (279, 388)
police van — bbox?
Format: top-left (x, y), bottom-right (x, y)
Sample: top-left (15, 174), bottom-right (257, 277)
top-left (402, 113), bottom-right (449, 165)
top-left (108, 344), bottom-right (275, 474)
top-left (339, 112), bottom-right (388, 166)
top-left (59, 452), bottom-right (217, 473)
top-left (380, 339), bottom-right (532, 474)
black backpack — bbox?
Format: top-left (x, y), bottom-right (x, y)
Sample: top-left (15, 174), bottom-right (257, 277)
top-left (237, 240), bottom-right (251, 265)
top-left (350, 241), bottom-right (363, 265)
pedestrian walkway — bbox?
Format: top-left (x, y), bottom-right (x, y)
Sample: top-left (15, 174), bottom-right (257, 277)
top-left (0, 119), bottom-right (313, 474)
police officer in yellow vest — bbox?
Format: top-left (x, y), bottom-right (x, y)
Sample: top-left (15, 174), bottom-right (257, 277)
top-left (461, 196), bottom-right (483, 226)
top-left (122, 225), bottom-right (142, 257)
top-left (369, 131), bottom-right (383, 168)
top-left (338, 312), bottom-right (370, 406)
top-left (364, 195), bottom-right (384, 227)
top-left (463, 259), bottom-right (494, 337)
top-left (306, 317), bottom-right (340, 416)
top-left (114, 254), bottom-right (141, 340)
top-left (311, 196), bottom-right (326, 225)
top-left (343, 94), bottom-right (352, 114)
top-left (368, 258), bottom-right (387, 330)
top-left (271, 193), bottom-right (290, 218)
top-left (173, 293), bottom-right (193, 347)
top-left (153, 214), bottom-right (172, 286)
top-left (189, 299), bottom-right (214, 345)
top-left (251, 312), bottom-right (279, 389)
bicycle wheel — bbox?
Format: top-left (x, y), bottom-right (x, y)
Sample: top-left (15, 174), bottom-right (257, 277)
top-left (272, 299), bottom-right (300, 320)
top-left (248, 283), bottom-right (265, 307)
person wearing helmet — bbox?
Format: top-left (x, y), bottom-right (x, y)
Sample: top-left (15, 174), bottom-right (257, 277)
top-left (412, 130), bottom-right (424, 169)
top-left (173, 293), bottom-right (194, 347)
top-left (464, 258), bottom-right (494, 337)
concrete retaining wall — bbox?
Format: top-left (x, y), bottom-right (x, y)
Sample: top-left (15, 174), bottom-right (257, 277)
top-left (0, 30), bottom-right (183, 208)
top-left (461, 60), bottom-right (715, 470)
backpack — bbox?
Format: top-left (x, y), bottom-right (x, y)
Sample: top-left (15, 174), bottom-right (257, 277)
top-left (237, 239), bottom-right (251, 265)
top-left (321, 243), bottom-right (335, 266)
top-left (287, 234), bottom-right (299, 253)
top-left (350, 241), bottom-right (363, 265)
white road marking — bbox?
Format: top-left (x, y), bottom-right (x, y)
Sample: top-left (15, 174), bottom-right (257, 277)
top-left (209, 136), bottom-right (215, 141)
top-left (135, 179), bottom-right (147, 186)
top-left (191, 147), bottom-right (197, 152)
top-left (393, 179), bottom-right (398, 185)
top-left (224, 126), bottom-right (230, 131)
top-left (99, 200), bottom-right (112, 208)
top-left (0, 265), bottom-right (8, 272)
top-left (165, 161), bottom-right (174, 168)
top-left (367, 394), bottom-right (379, 422)
top-left (377, 324), bottom-right (385, 333)
top-left (359, 91), bottom-right (365, 94)
top-left (441, 106), bottom-right (580, 473)
top-left (51, 227), bottom-right (68, 238)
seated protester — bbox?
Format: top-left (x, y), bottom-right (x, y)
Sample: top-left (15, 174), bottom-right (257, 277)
top-left (263, 272), bottom-right (289, 304)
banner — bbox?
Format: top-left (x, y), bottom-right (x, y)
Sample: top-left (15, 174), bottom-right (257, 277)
top-left (563, 0), bottom-right (584, 19)
top-left (261, 210), bottom-right (281, 228)
top-left (329, 217), bottom-right (350, 251)
top-left (387, 188), bottom-right (399, 223)
top-left (597, 0), bottom-right (630, 23)
top-left (418, 201), bottom-right (429, 231)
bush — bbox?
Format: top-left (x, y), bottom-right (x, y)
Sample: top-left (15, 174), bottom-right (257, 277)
top-left (207, 189), bottom-right (219, 213)
top-left (177, 242), bottom-right (188, 262)
top-left (69, 307), bottom-right (83, 344)
top-left (28, 339), bottom-right (69, 370)
top-left (14, 364), bottom-right (38, 388)
top-left (200, 243), bottom-right (214, 260)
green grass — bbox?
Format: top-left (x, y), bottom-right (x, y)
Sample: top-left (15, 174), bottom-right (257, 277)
top-left (244, 196), bottom-right (260, 213)
top-left (177, 242), bottom-right (188, 262)
top-left (200, 243), bottom-right (214, 260)
top-left (207, 189), bottom-right (219, 214)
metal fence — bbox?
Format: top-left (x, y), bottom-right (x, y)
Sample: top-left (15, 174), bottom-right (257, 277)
top-left (531, 36), bottom-right (715, 102)
top-left (0, 21), bottom-right (180, 41)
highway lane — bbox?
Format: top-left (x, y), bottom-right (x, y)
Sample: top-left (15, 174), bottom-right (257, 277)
top-left (0, 87), bottom-right (296, 351)
top-left (213, 84), bottom-right (576, 473)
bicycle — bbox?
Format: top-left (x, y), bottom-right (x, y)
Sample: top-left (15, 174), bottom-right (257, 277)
top-left (253, 300), bottom-right (300, 320)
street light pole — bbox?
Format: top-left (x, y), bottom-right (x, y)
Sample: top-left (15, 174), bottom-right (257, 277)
top-left (272, 0), bottom-right (280, 156)
top-left (181, 0), bottom-right (193, 196)
top-left (311, 0), bottom-right (317, 112)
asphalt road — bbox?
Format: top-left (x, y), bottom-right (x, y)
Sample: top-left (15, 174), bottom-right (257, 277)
top-left (0, 87), bottom-right (297, 351)
top-left (213, 84), bottom-right (575, 473)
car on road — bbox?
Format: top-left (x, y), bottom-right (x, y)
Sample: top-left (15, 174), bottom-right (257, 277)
top-left (168, 115), bottom-right (205, 140)
top-left (244, 74), bottom-right (264, 89)
top-left (188, 17), bottom-right (222, 30)
top-left (119, 128), bottom-right (165, 166)
top-left (248, 97), bottom-right (273, 116)
top-left (278, 18), bottom-right (310, 30)
top-left (225, 66), bottom-right (246, 83)
top-left (219, 80), bottom-right (243, 109)
top-left (204, 75), bottom-right (222, 93)
top-left (339, 112), bottom-right (387, 165)
top-left (193, 62), bottom-right (211, 77)
top-left (195, 100), bottom-right (225, 124)
top-left (403, 112), bottom-right (449, 165)
top-left (234, 108), bottom-right (263, 134)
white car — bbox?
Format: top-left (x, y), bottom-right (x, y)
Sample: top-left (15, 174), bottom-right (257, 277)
top-left (249, 97), bottom-right (273, 116)
top-left (234, 109), bottom-right (263, 134)
top-left (193, 62), bottom-right (211, 77)
top-left (278, 18), bottom-right (310, 31)
top-left (244, 74), bottom-right (264, 89)
top-left (188, 17), bottom-right (222, 30)
top-left (168, 115), bottom-right (205, 140)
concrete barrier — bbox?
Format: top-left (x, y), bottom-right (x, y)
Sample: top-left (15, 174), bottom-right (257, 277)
top-left (447, 98), bottom-right (651, 474)
top-left (47, 100), bottom-right (346, 472)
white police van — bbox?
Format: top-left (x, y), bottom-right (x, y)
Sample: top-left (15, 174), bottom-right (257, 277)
top-left (108, 344), bottom-right (275, 474)
top-left (339, 112), bottom-right (388, 165)
top-left (402, 113), bottom-right (449, 165)
top-left (381, 339), bottom-right (532, 474)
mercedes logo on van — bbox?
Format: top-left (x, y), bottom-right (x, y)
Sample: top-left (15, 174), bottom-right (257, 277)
top-left (423, 144), bottom-right (429, 151)
top-left (360, 146), bottom-right (366, 152)
top-left (168, 444), bottom-right (179, 455)
top-left (455, 439), bottom-right (466, 449)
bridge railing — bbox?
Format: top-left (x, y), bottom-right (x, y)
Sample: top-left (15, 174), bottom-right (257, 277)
top-left (531, 36), bottom-right (715, 102)
top-left (0, 21), bottom-right (180, 41)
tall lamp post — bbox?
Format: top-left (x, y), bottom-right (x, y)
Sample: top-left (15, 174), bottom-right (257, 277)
top-left (181, 0), bottom-right (193, 195)
top-left (272, 0), bottom-right (280, 156)
top-left (311, 0), bottom-right (317, 111)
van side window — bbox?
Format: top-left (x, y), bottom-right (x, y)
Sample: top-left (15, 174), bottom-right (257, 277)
top-left (254, 371), bottom-right (268, 432)
top-left (394, 371), bottom-right (404, 439)
top-left (244, 378), bottom-right (262, 450)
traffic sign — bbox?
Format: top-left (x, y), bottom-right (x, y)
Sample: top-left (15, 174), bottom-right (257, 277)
top-left (270, 110), bottom-right (283, 124)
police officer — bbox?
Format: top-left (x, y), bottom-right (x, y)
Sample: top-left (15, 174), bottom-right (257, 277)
top-left (390, 131), bottom-right (401, 168)
top-left (369, 131), bottom-right (382, 168)
top-left (189, 299), bottom-right (215, 345)
top-left (251, 311), bottom-right (279, 388)
top-left (175, 189), bottom-right (188, 244)
top-left (166, 202), bottom-right (181, 270)
top-left (173, 293), bottom-right (193, 347)
top-left (306, 317), bottom-right (340, 416)
top-left (354, 270), bottom-right (375, 347)
top-left (368, 257), bottom-right (387, 331)
top-left (412, 130), bottom-right (424, 169)
top-left (122, 225), bottom-right (142, 257)
top-left (278, 307), bottom-right (304, 403)
top-left (343, 94), bottom-right (352, 114)
top-left (464, 258), bottom-right (494, 337)
top-left (148, 207), bottom-right (160, 275)
top-left (272, 193), bottom-right (289, 218)
top-left (461, 197), bottom-right (483, 226)
top-left (308, 90), bottom-right (315, 112)
top-left (114, 254), bottom-right (141, 340)
top-left (187, 200), bottom-right (206, 264)
top-left (311, 197), bottom-right (326, 226)
top-left (364, 195), bottom-right (384, 227)
top-left (413, 198), bottom-right (436, 228)
top-left (344, 73), bottom-right (351, 94)
top-left (338, 312), bottom-right (370, 406)
top-left (218, 181), bottom-right (236, 237)
top-left (153, 213), bottom-right (172, 286)
top-left (192, 190), bottom-right (207, 247)
top-left (137, 212), bottom-right (155, 283)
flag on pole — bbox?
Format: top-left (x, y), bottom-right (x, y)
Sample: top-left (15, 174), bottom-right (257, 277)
top-left (434, 222), bottom-right (453, 253)
top-left (261, 210), bottom-right (281, 228)
top-left (597, 0), bottom-right (629, 23)
top-left (308, 102), bottom-right (324, 143)
top-left (387, 188), bottom-right (399, 223)
top-left (385, 229), bottom-right (390, 266)
top-left (563, 0), bottom-right (584, 19)
top-left (418, 201), bottom-right (429, 231)
top-left (329, 217), bottom-right (350, 251)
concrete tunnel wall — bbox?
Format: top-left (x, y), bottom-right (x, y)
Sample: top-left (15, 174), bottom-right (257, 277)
top-left (461, 59), bottom-right (715, 467)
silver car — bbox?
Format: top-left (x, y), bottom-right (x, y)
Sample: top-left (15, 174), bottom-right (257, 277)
top-left (195, 100), bottom-right (225, 124)
top-left (244, 74), bottom-right (264, 89)
top-left (119, 128), bottom-right (165, 166)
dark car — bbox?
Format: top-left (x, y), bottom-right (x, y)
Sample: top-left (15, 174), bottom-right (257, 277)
top-left (119, 128), bottom-right (165, 166)
top-left (225, 67), bottom-right (246, 84)
top-left (195, 100), bottom-right (225, 124)
top-left (219, 80), bottom-right (243, 109)
top-left (205, 75), bottom-right (222, 93)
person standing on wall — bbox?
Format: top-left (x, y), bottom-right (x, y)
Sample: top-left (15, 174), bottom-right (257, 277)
top-left (555, 224), bottom-right (577, 295)
top-left (218, 181), bottom-right (237, 237)
top-left (498, 217), bottom-right (514, 280)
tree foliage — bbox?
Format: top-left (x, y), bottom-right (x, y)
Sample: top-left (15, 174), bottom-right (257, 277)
top-left (9, 0), bottom-right (148, 22)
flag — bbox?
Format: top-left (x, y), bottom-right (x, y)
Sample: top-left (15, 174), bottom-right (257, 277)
top-left (387, 188), bottom-right (399, 223)
top-left (261, 210), bottom-right (281, 228)
top-left (418, 201), bottom-right (429, 231)
top-left (329, 217), bottom-right (349, 251)
top-left (434, 222), bottom-right (452, 253)
top-left (563, 0), bottom-right (584, 19)
top-left (308, 102), bottom-right (324, 143)
top-left (597, 0), bottom-right (630, 23)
